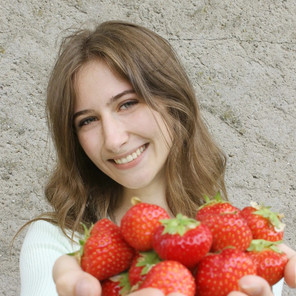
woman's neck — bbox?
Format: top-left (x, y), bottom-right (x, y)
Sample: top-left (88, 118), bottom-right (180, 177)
top-left (113, 178), bottom-right (172, 224)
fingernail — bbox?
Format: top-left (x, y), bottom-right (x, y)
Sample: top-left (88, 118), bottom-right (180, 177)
top-left (239, 281), bottom-right (262, 296)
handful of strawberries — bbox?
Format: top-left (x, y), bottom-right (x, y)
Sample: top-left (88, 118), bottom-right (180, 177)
top-left (76, 194), bottom-right (288, 296)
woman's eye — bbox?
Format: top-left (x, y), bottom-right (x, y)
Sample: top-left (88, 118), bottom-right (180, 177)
top-left (119, 100), bottom-right (138, 110)
top-left (78, 116), bottom-right (97, 127)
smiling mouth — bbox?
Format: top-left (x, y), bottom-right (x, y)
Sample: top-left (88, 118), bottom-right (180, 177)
top-left (113, 144), bottom-right (147, 164)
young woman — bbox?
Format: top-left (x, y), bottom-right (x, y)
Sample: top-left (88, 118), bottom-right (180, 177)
top-left (20, 21), bottom-right (296, 296)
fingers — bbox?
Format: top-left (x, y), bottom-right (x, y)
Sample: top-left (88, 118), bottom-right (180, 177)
top-left (284, 254), bottom-right (296, 288)
top-left (128, 288), bottom-right (164, 296)
top-left (128, 288), bottom-right (185, 296)
top-left (52, 245), bottom-right (296, 296)
top-left (74, 276), bottom-right (102, 296)
top-left (278, 243), bottom-right (296, 288)
top-left (53, 254), bottom-right (101, 296)
top-left (278, 243), bottom-right (296, 259)
top-left (228, 275), bottom-right (273, 296)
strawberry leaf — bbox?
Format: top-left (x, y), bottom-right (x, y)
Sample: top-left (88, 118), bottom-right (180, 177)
top-left (253, 206), bottom-right (285, 232)
top-left (247, 239), bottom-right (283, 253)
top-left (160, 213), bottom-right (200, 236)
top-left (76, 223), bottom-right (94, 257)
top-left (119, 272), bottom-right (131, 296)
top-left (198, 192), bottom-right (225, 210)
top-left (109, 272), bottom-right (131, 296)
top-left (135, 251), bottom-right (161, 275)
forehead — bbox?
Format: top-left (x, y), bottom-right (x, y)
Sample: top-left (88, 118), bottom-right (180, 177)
top-left (75, 59), bottom-right (127, 89)
top-left (74, 59), bottom-right (133, 108)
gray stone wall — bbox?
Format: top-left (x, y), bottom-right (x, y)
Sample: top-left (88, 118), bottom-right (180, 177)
top-left (1, 1), bottom-right (295, 295)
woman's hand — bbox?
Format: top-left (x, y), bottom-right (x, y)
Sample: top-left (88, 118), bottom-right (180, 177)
top-left (52, 255), bottom-right (185, 296)
top-left (53, 254), bottom-right (102, 296)
top-left (129, 289), bottom-right (184, 296)
top-left (228, 244), bottom-right (296, 296)
top-left (228, 275), bottom-right (273, 296)
top-left (53, 244), bottom-right (295, 296)
top-left (279, 243), bottom-right (296, 288)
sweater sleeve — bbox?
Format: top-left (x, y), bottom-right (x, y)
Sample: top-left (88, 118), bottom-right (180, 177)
top-left (20, 220), bottom-right (81, 296)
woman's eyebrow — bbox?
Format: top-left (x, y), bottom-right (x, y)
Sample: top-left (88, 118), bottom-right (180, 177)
top-left (73, 109), bottom-right (91, 121)
top-left (73, 89), bottom-right (135, 121)
top-left (108, 89), bottom-right (135, 105)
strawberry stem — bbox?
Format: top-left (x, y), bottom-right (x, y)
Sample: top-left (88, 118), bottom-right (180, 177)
top-left (131, 197), bottom-right (142, 205)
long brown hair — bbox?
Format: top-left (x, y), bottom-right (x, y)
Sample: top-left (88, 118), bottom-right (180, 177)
top-left (42, 20), bottom-right (227, 235)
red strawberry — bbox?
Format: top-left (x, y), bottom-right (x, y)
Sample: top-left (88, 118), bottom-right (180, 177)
top-left (152, 214), bottom-right (212, 268)
top-left (196, 192), bottom-right (241, 221)
top-left (90, 216), bottom-right (118, 234)
top-left (80, 218), bottom-right (134, 281)
top-left (139, 260), bottom-right (196, 296)
top-left (199, 211), bottom-right (252, 252)
top-left (128, 251), bottom-right (161, 287)
top-left (246, 239), bottom-right (288, 286)
top-left (102, 272), bottom-right (131, 296)
top-left (102, 280), bottom-right (121, 296)
top-left (120, 198), bottom-right (170, 251)
top-left (195, 248), bottom-right (256, 296)
top-left (241, 202), bottom-right (285, 241)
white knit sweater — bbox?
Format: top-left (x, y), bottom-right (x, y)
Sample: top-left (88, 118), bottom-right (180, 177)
top-left (19, 220), bottom-right (284, 296)
top-left (20, 220), bottom-right (81, 296)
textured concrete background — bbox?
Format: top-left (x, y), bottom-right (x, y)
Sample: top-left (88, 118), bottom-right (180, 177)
top-left (0, 0), bottom-right (295, 295)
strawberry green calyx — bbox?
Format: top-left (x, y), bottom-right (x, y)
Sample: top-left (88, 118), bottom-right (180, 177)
top-left (198, 192), bottom-right (224, 210)
top-left (78, 223), bottom-right (94, 257)
top-left (250, 202), bottom-right (285, 232)
top-left (136, 251), bottom-right (162, 276)
top-left (68, 223), bottom-right (94, 260)
top-left (81, 222), bottom-right (93, 240)
top-left (110, 271), bottom-right (131, 296)
top-left (208, 191), bottom-right (223, 202)
top-left (247, 239), bottom-right (283, 253)
top-left (160, 213), bottom-right (200, 236)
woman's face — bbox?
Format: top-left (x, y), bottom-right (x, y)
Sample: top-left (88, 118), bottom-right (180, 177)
top-left (73, 59), bottom-right (172, 191)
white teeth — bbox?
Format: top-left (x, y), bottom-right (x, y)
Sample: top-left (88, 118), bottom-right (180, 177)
top-left (114, 145), bottom-right (146, 164)
top-left (126, 155), bottom-right (133, 162)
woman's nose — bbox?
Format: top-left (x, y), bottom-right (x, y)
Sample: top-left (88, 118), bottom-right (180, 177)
top-left (102, 115), bottom-right (128, 153)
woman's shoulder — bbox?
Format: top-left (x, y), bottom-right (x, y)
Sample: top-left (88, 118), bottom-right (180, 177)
top-left (21, 219), bottom-right (81, 253)
top-left (19, 220), bottom-right (82, 296)
top-left (25, 219), bottom-right (61, 233)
